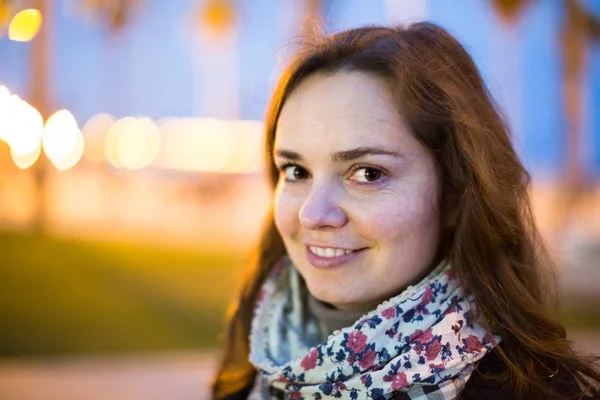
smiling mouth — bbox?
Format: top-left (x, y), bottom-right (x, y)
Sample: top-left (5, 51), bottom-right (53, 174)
top-left (307, 246), bottom-right (361, 258)
top-left (304, 245), bottom-right (366, 269)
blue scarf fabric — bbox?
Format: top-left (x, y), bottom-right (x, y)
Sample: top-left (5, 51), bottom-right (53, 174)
top-left (248, 257), bottom-right (500, 399)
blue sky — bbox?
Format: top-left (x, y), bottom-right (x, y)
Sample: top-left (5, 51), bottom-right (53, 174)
top-left (0, 0), bottom-right (598, 177)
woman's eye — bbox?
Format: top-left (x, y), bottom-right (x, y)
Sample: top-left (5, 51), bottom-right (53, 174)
top-left (282, 165), bottom-right (309, 181)
top-left (350, 167), bottom-right (383, 183)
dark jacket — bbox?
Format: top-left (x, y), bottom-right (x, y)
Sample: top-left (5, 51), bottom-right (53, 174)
top-left (457, 348), bottom-right (599, 400)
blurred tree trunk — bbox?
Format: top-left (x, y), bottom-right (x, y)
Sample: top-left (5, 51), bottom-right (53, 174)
top-left (24, 0), bottom-right (137, 235)
top-left (29, 0), bottom-right (51, 235)
top-left (81, 0), bottom-right (140, 32)
top-left (491, 0), bottom-right (531, 22)
top-left (559, 0), bottom-right (600, 216)
top-left (491, 0), bottom-right (600, 234)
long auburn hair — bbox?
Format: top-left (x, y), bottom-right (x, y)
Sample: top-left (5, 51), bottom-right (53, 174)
top-left (212, 22), bottom-right (599, 399)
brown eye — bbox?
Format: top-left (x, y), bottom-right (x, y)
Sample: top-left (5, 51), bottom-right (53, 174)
top-left (364, 168), bottom-right (381, 181)
top-left (283, 165), bottom-right (309, 181)
top-left (351, 167), bottom-right (383, 183)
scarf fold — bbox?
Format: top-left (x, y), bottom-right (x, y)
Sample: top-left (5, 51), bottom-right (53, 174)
top-left (249, 257), bottom-right (500, 399)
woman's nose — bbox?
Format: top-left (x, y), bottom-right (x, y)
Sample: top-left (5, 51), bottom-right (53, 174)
top-left (298, 184), bottom-right (347, 230)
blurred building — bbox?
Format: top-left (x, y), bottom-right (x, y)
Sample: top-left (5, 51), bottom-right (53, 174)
top-left (0, 0), bottom-right (599, 256)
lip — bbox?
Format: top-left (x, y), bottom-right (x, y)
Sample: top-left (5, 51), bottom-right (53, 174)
top-left (304, 245), bottom-right (366, 269)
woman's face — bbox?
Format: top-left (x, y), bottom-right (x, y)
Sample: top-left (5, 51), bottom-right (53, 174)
top-left (274, 71), bottom-right (440, 311)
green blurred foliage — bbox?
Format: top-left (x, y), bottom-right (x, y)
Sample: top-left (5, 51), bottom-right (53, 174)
top-left (0, 232), bottom-right (246, 357)
top-left (0, 232), bottom-right (598, 357)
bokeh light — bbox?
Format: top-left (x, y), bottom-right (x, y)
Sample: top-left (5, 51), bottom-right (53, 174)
top-left (10, 142), bottom-right (41, 169)
top-left (104, 117), bottom-right (161, 170)
top-left (82, 113), bottom-right (116, 163)
top-left (6, 99), bottom-right (44, 156)
top-left (117, 117), bottom-right (161, 170)
top-left (0, 86), bottom-right (14, 143)
top-left (42, 109), bottom-right (82, 167)
top-left (105, 117), bottom-right (133, 169)
top-left (162, 118), bottom-right (236, 172)
top-left (0, 94), bottom-right (25, 147)
top-left (51, 129), bottom-right (84, 171)
top-left (222, 120), bottom-right (264, 173)
top-left (8, 9), bottom-right (42, 42)
top-left (0, 93), bottom-right (44, 156)
top-left (153, 117), bottom-right (177, 169)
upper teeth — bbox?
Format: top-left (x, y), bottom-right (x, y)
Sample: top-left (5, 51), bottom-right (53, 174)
top-left (309, 246), bottom-right (353, 258)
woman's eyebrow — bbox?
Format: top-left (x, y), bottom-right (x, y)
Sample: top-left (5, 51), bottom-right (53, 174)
top-left (331, 147), bottom-right (402, 162)
top-left (275, 147), bottom-right (402, 162)
top-left (275, 149), bottom-right (303, 161)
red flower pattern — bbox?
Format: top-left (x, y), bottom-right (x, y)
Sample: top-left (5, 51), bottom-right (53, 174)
top-left (409, 328), bottom-right (434, 344)
top-left (413, 343), bottom-right (424, 354)
top-left (408, 329), bottom-right (424, 342)
top-left (301, 348), bottom-right (318, 370)
top-left (347, 331), bottom-right (368, 353)
top-left (346, 353), bottom-right (357, 364)
top-left (391, 371), bottom-right (409, 390)
top-left (444, 306), bottom-right (457, 315)
top-left (252, 260), bottom-right (497, 399)
top-left (358, 348), bottom-right (377, 369)
top-left (381, 307), bottom-right (396, 319)
top-left (425, 340), bottom-right (442, 361)
top-left (465, 335), bottom-right (483, 352)
top-left (420, 286), bottom-right (434, 305)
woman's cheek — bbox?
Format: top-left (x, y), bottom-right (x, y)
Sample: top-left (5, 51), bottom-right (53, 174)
top-left (274, 190), bottom-right (301, 237)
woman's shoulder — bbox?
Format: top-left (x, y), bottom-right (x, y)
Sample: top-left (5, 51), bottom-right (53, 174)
top-left (458, 347), bottom-right (599, 400)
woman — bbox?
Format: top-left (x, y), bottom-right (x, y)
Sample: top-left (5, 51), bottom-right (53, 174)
top-left (212, 22), bottom-right (600, 399)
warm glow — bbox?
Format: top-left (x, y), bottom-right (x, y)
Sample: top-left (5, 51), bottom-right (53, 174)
top-left (135, 117), bottom-right (161, 169)
top-left (200, 0), bottom-right (235, 36)
top-left (161, 119), bottom-right (187, 170)
top-left (43, 109), bottom-right (81, 162)
top-left (105, 117), bottom-right (133, 169)
top-left (8, 9), bottom-right (42, 42)
top-left (0, 85), bottom-right (10, 100)
top-left (0, 94), bottom-right (24, 146)
top-left (82, 113), bottom-right (116, 163)
top-left (153, 117), bottom-right (177, 169)
top-left (196, 118), bottom-right (236, 172)
top-left (11, 142), bottom-right (41, 169)
top-left (51, 130), bottom-right (84, 171)
top-left (163, 118), bottom-right (236, 172)
top-left (100, 115), bottom-right (263, 173)
top-left (0, 3), bottom-right (11, 40)
top-left (117, 117), bottom-right (161, 170)
top-left (0, 92), bottom-right (44, 156)
top-left (105, 117), bottom-right (161, 170)
top-left (6, 99), bottom-right (44, 156)
top-left (0, 86), bottom-right (14, 143)
top-left (222, 120), bottom-right (263, 173)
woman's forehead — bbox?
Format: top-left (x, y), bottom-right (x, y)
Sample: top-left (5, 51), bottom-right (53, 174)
top-left (275, 72), bottom-right (411, 154)
top-left (279, 72), bottom-right (396, 126)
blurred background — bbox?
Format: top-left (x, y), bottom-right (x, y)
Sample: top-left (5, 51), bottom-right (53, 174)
top-left (0, 0), bottom-right (599, 398)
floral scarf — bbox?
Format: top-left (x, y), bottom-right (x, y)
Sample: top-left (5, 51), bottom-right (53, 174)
top-left (248, 257), bottom-right (500, 399)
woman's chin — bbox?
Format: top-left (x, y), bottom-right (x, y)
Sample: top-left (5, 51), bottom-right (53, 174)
top-left (308, 287), bottom-right (378, 311)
